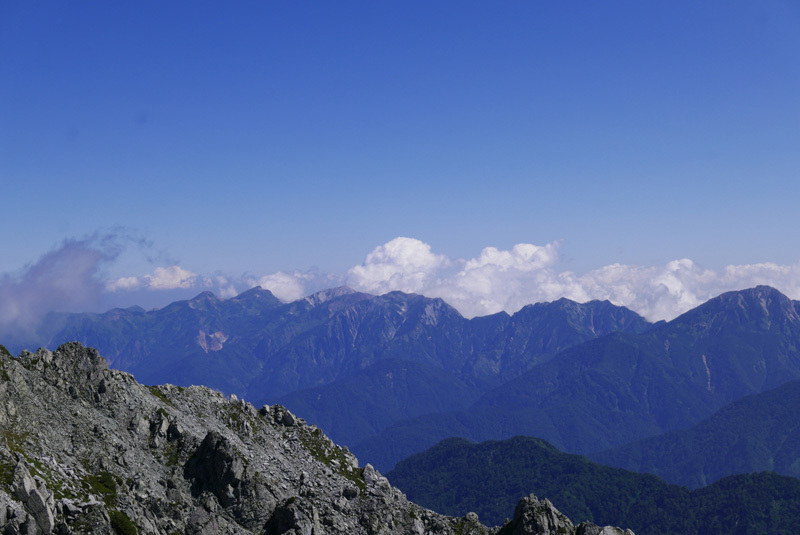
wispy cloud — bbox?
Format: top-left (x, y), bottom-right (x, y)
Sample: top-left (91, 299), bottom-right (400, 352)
top-left (0, 234), bottom-right (123, 334)
top-left (0, 231), bottom-right (198, 342)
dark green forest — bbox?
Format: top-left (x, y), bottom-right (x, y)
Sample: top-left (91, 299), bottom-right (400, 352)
top-left (387, 436), bottom-right (800, 534)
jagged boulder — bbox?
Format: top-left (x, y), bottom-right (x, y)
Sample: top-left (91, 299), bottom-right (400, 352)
top-left (12, 461), bottom-right (56, 534)
top-left (498, 494), bottom-right (634, 535)
top-left (265, 499), bottom-right (323, 535)
top-left (576, 526), bottom-right (636, 535)
top-left (185, 431), bottom-right (246, 507)
top-left (499, 494), bottom-right (574, 535)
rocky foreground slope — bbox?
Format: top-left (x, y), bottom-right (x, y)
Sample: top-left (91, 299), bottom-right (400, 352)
top-left (0, 343), bottom-right (633, 535)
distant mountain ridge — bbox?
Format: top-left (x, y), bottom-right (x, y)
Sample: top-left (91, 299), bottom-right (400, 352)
top-left (21, 285), bottom-right (800, 483)
top-left (28, 287), bottom-right (651, 396)
top-left (590, 376), bottom-right (800, 488)
top-left (23, 286), bottom-right (651, 450)
top-left (356, 286), bottom-right (800, 469)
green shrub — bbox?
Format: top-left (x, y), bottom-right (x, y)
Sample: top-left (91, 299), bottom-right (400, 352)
top-left (109, 510), bottom-right (138, 535)
top-left (85, 471), bottom-right (118, 506)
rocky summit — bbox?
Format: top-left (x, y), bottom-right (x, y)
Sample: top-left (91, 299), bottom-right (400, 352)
top-left (0, 343), bottom-right (635, 535)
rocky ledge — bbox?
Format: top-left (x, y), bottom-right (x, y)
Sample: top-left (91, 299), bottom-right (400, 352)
top-left (0, 342), bottom-right (634, 535)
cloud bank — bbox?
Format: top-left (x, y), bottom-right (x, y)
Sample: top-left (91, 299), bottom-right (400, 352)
top-left (340, 237), bottom-right (800, 321)
top-left (236, 237), bottom-right (800, 321)
top-left (6, 236), bottom-right (800, 336)
top-left (106, 266), bottom-right (198, 292)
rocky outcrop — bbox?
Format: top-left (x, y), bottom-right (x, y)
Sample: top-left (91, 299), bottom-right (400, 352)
top-left (498, 495), bottom-right (634, 535)
top-left (0, 342), bottom-right (634, 534)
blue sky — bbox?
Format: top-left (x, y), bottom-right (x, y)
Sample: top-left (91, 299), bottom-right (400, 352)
top-left (2, 1), bottom-right (800, 324)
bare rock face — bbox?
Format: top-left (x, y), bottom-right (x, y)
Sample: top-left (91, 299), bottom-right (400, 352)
top-left (500, 494), bottom-right (574, 535)
top-left (0, 342), bottom-right (635, 535)
top-left (185, 431), bottom-right (247, 508)
top-left (498, 495), bottom-right (635, 535)
top-left (11, 461), bottom-right (56, 533)
top-left (575, 525), bottom-right (636, 535)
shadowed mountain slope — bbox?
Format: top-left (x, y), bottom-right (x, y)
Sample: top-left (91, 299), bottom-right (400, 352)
top-left (590, 377), bottom-right (800, 488)
top-left (386, 435), bottom-right (800, 535)
top-left (32, 288), bottom-right (650, 401)
top-left (356, 286), bottom-right (800, 470)
top-left (25, 288), bottom-right (650, 453)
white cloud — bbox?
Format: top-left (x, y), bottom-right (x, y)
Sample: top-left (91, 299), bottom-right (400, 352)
top-left (347, 237), bottom-right (450, 294)
top-left (105, 276), bottom-right (142, 292)
top-left (344, 237), bottom-right (800, 321)
top-left (90, 236), bottom-right (800, 322)
top-left (145, 266), bottom-right (197, 290)
top-left (0, 234), bottom-right (123, 335)
top-left (445, 242), bottom-right (565, 316)
top-left (252, 271), bottom-right (314, 302)
top-left (210, 276), bottom-right (239, 298)
top-left (463, 243), bottom-right (559, 272)
top-left (217, 285), bottom-right (238, 298)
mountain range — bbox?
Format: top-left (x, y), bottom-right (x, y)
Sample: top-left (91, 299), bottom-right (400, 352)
top-left (14, 285), bottom-right (800, 487)
top-left (18, 287), bottom-right (649, 450)
top-left (356, 285), bottom-right (800, 469)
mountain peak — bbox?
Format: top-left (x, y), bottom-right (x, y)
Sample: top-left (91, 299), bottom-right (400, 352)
top-left (304, 286), bottom-right (359, 306)
top-left (708, 285), bottom-right (789, 305)
top-left (675, 286), bottom-right (799, 327)
top-left (232, 286), bottom-right (281, 302)
top-left (190, 290), bottom-right (219, 301)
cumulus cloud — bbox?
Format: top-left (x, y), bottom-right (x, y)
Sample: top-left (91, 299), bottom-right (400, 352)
top-left (251, 271), bottom-right (313, 302)
top-left (107, 266), bottom-right (201, 292)
top-left (105, 276), bottom-right (142, 292)
top-left (446, 243), bottom-right (564, 315)
top-left (144, 266), bottom-right (197, 289)
top-left (206, 276), bottom-right (238, 299)
top-left (347, 237), bottom-right (450, 294)
top-left (244, 269), bottom-right (342, 302)
top-left (105, 264), bottom-right (337, 305)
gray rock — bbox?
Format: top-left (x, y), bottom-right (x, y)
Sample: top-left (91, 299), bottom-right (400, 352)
top-left (11, 463), bottom-right (55, 534)
top-left (501, 494), bottom-right (574, 535)
top-left (185, 431), bottom-right (245, 508)
top-left (0, 343), bottom-right (636, 535)
top-left (497, 495), bottom-right (635, 535)
top-left (576, 525), bottom-right (636, 535)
